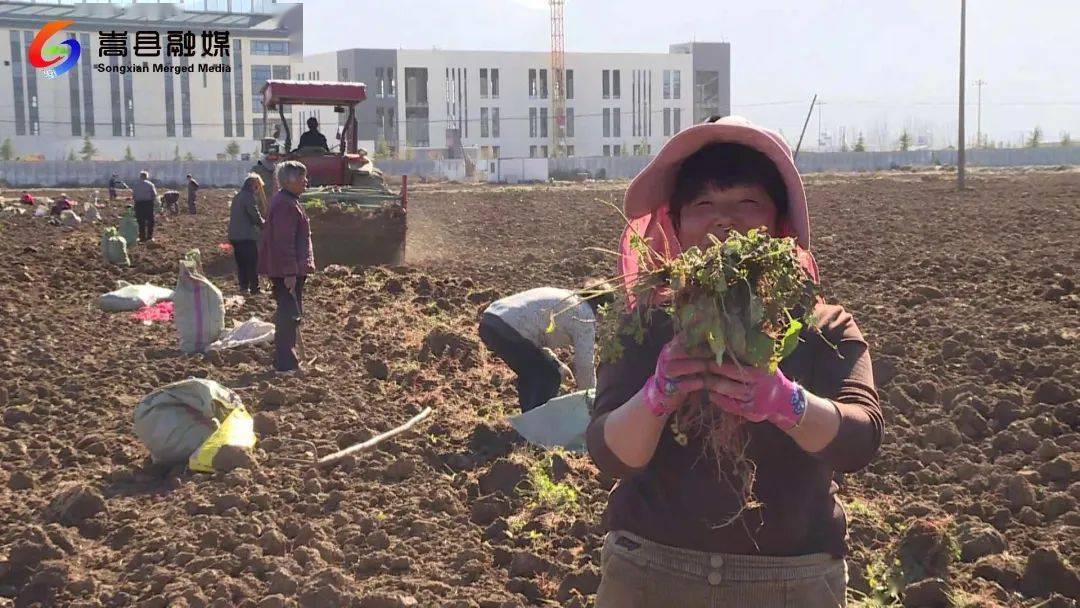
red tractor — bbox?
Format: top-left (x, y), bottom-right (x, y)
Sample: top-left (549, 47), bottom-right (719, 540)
top-left (252, 80), bottom-right (407, 267)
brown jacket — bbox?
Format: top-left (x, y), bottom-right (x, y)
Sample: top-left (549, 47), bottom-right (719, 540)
top-left (586, 302), bottom-right (882, 557)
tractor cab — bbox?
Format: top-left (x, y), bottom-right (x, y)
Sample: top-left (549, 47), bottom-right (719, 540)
top-left (257, 80), bottom-right (373, 188)
top-left (254, 79), bottom-right (408, 267)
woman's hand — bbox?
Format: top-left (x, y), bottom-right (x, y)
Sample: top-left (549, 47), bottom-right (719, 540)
top-left (641, 338), bottom-right (712, 417)
top-left (704, 361), bottom-right (806, 430)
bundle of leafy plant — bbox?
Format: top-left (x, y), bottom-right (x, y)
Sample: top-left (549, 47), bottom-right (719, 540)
top-left (597, 228), bottom-right (819, 522)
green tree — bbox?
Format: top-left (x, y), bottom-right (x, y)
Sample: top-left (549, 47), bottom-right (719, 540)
top-left (174, 145), bottom-right (181, 161)
top-left (898, 129), bottom-right (912, 152)
top-left (853, 133), bottom-right (866, 152)
top-left (184, 152), bottom-right (196, 161)
top-left (375, 137), bottom-right (391, 159)
top-left (67, 149), bottom-right (77, 162)
top-left (225, 141), bottom-right (240, 160)
top-left (1061, 132), bottom-right (1072, 147)
top-left (1026, 126), bottom-right (1042, 148)
top-left (123, 145), bottom-right (135, 161)
top-left (0, 137), bottom-right (12, 161)
top-left (79, 136), bottom-right (97, 161)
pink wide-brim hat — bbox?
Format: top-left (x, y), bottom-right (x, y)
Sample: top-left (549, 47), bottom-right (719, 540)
top-left (623, 115), bottom-right (810, 250)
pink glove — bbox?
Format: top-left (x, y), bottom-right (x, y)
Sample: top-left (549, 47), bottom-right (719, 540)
top-left (641, 340), bottom-right (707, 417)
top-left (707, 362), bottom-right (807, 430)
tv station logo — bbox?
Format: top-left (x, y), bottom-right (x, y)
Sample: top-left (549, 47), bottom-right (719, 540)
top-left (28, 19), bottom-right (233, 79)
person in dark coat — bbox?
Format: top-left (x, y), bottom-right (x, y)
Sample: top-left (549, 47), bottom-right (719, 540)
top-left (186, 174), bottom-right (200, 215)
top-left (258, 161), bottom-right (315, 373)
top-left (229, 174), bottom-right (266, 295)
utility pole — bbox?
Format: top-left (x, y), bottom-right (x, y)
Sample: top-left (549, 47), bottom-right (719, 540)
top-left (957, 0), bottom-right (966, 190)
top-left (974, 79), bottom-right (986, 147)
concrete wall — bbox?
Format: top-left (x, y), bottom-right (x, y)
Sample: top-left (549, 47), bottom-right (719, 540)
top-left (0, 161), bottom-right (252, 188)
top-left (5, 146), bottom-right (1077, 188)
top-left (0, 159), bottom-right (469, 187)
top-left (794, 147), bottom-right (1080, 173)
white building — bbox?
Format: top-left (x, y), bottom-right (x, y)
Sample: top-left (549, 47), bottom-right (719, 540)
top-left (296, 42), bottom-right (730, 160)
top-left (0, 0), bottom-right (301, 161)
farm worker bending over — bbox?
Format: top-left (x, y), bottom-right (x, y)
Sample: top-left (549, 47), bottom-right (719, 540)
top-left (258, 160), bottom-right (315, 374)
top-left (50, 193), bottom-right (74, 216)
top-left (130, 171), bottom-right (158, 243)
top-left (20, 192), bottom-right (35, 206)
top-left (587, 117), bottom-right (883, 606)
top-left (479, 284), bottom-right (612, 412)
top-left (298, 117), bottom-right (329, 151)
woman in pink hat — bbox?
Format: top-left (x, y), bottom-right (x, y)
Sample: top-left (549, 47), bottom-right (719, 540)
top-left (587, 117), bottom-right (883, 607)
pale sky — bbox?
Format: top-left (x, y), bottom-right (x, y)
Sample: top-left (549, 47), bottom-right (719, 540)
top-left (298, 0), bottom-right (1079, 150)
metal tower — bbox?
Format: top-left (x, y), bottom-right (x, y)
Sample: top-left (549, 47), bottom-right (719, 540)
top-left (550, 0), bottom-right (566, 158)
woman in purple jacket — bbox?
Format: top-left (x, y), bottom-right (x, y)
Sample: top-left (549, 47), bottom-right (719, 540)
top-left (258, 161), bottom-right (315, 373)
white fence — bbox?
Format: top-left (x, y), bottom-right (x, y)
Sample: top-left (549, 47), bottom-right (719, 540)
top-left (3, 146), bottom-right (1078, 188)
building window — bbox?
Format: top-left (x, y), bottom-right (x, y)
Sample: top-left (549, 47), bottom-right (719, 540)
top-left (566, 69), bottom-right (574, 100)
top-left (493, 145), bottom-right (500, 158)
top-left (492, 107), bottom-right (500, 137)
top-left (603, 145), bottom-right (610, 156)
top-left (614, 144), bottom-right (622, 156)
top-left (529, 107), bottom-right (537, 137)
top-left (251, 65), bottom-right (272, 110)
top-left (566, 145), bottom-right (574, 156)
top-left (664, 70), bottom-right (671, 99)
top-left (376, 67), bottom-right (384, 97)
top-left (566, 107), bottom-right (574, 138)
top-left (664, 107), bottom-right (671, 136)
top-left (163, 54), bottom-right (175, 137)
top-left (23, 31), bottom-right (40, 137)
top-left (674, 107), bottom-right (681, 133)
top-left (529, 145), bottom-right (537, 158)
top-left (386, 68), bottom-right (396, 96)
top-left (340, 67), bottom-right (348, 80)
top-left (613, 108), bottom-right (621, 138)
top-left (480, 107), bottom-right (489, 138)
top-left (233, 39), bottom-right (244, 138)
top-left (540, 68), bottom-right (548, 99)
top-left (67, 34), bottom-right (82, 136)
top-left (613, 69), bottom-right (621, 99)
top-left (180, 56), bottom-right (191, 137)
top-left (9, 31), bottom-right (26, 135)
top-left (540, 107), bottom-right (548, 138)
top-left (528, 68), bottom-right (537, 98)
top-left (109, 57), bottom-right (122, 136)
top-left (673, 70), bottom-right (681, 99)
top-left (405, 67), bottom-right (428, 105)
top-left (490, 68), bottom-right (499, 98)
top-left (376, 107), bottom-right (385, 141)
top-left (253, 120), bottom-right (265, 140)
top-left (79, 33), bottom-right (95, 136)
top-left (602, 69), bottom-right (610, 99)
top-left (603, 108), bottom-right (610, 138)
top-left (250, 40), bottom-right (289, 55)
top-left (540, 145), bottom-right (548, 157)
top-left (480, 68), bottom-right (488, 98)
top-left (222, 55), bottom-right (234, 138)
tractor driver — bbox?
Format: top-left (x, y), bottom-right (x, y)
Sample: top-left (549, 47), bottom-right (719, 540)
top-left (298, 117), bottom-right (329, 151)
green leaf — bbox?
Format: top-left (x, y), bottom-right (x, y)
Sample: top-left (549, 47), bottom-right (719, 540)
top-left (778, 319), bottom-right (803, 360)
top-left (748, 294), bottom-right (765, 326)
top-left (545, 314), bottom-right (556, 334)
top-left (707, 330), bottom-right (726, 364)
top-left (743, 329), bottom-right (774, 369)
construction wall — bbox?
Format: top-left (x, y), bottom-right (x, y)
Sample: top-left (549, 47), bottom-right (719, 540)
top-left (4, 146), bottom-right (1079, 188)
top-left (0, 161), bottom-right (253, 189)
